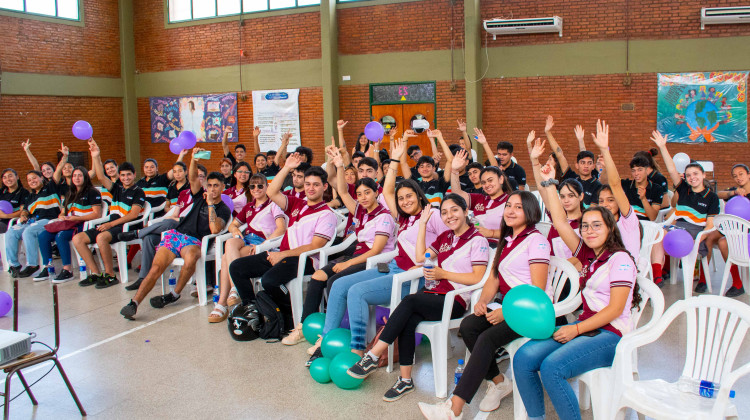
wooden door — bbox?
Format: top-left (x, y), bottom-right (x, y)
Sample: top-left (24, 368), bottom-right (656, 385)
top-left (371, 103), bottom-right (435, 167)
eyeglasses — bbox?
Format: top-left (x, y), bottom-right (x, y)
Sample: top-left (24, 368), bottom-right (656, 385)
top-left (248, 184), bottom-right (265, 190)
top-left (580, 222), bottom-right (605, 232)
top-left (235, 171), bottom-right (251, 175)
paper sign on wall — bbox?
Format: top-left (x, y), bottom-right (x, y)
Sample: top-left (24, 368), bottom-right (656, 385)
top-left (252, 89), bottom-right (301, 152)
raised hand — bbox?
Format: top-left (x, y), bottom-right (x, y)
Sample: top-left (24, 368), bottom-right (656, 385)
top-left (192, 147), bottom-right (206, 160)
top-left (253, 126), bottom-right (260, 138)
top-left (530, 137), bottom-right (546, 162)
top-left (457, 119), bottom-right (467, 132)
top-left (574, 125), bottom-right (585, 142)
top-left (402, 129), bottom-right (417, 140)
top-left (389, 124), bottom-right (398, 139)
top-left (637, 186), bottom-right (646, 200)
top-left (88, 138), bottom-right (100, 157)
top-left (426, 129), bottom-right (442, 139)
top-left (203, 191), bottom-right (217, 205)
top-left (419, 206), bottom-right (432, 225)
top-left (391, 138), bottom-right (407, 160)
top-left (60, 142), bottom-right (69, 156)
top-left (452, 149), bottom-right (468, 171)
top-left (21, 139), bottom-right (31, 151)
top-left (526, 130), bottom-right (536, 152)
top-left (540, 162), bottom-right (556, 182)
top-left (650, 130), bottom-right (668, 148)
top-left (337, 120), bottom-right (348, 130)
top-left (433, 151), bottom-right (443, 164)
top-left (473, 128), bottom-right (488, 144)
top-left (281, 131), bottom-right (292, 142)
top-left (591, 119), bottom-right (610, 150)
top-left (284, 152), bottom-right (302, 169)
top-left (545, 115), bottom-right (555, 133)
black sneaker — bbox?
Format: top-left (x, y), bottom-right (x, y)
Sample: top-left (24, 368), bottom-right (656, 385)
top-left (124, 278), bottom-right (143, 291)
top-left (18, 266), bottom-right (39, 278)
top-left (347, 354), bottom-right (379, 379)
top-left (120, 300), bottom-right (138, 320)
top-left (52, 269), bottom-right (74, 284)
top-left (79, 273), bottom-right (101, 287)
top-left (117, 231), bottom-right (138, 242)
top-left (654, 276), bottom-right (665, 289)
top-left (33, 268), bottom-right (50, 282)
top-left (383, 376), bottom-right (414, 402)
top-left (694, 282), bottom-right (708, 294)
top-left (95, 274), bottom-right (120, 289)
top-left (725, 286), bottom-right (746, 298)
top-left (9, 266), bottom-right (22, 278)
top-left (305, 347), bottom-right (323, 367)
top-left (150, 293), bottom-right (180, 309)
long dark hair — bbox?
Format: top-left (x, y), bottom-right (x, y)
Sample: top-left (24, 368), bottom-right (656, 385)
top-left (480, 166), bottom-right (513, 195)
top-left (1, 169), bottom-right (21, 194)
top-left (26, 170), bottom-right (47, 191)
top-left (63, 166), bottom-right (95, 213)
top-left (559, 178), bottom-right (584, 215)
top-left (548, 154), bottom-right (563, 182)
top-left (354, 133), bottom-right (371, 153)
top-left (579, 206), bottom-right (642, 310)
top-left (394, 179), bottom-right (430, 219)
top-left (169, 161), bottom-right (188, 188)
top-left (440, 193), bottom-right (470, 229)
top-left (354, 177), bottom-right (379, 195)
top-left (230, 162), bottom-right (253, 201)
top-left (491, 191), bottom-right (542, 277)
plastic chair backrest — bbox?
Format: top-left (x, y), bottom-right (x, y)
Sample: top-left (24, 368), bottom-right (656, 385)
top-left (638, 221), bottom-right (663, 264)
top-left (715, 214), bottom-right (750, 266)
top-left (530, 191), bottom-right (548, 222)
top-left (548, 256), bottom-right (581, 317)
top-left (632, 275), bottom-right (665, 331)
top-left (535, 221), bottom-right (552, 238)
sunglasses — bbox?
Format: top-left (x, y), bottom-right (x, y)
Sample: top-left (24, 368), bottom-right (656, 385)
top-left (248, 184), bottom-right (265, 190)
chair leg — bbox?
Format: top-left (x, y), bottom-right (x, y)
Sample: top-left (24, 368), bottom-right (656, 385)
top-left (387, 343), bottom-right (394, 373)
top-left (430, 332), bottom-right (448, 398)
top-left (15, 371), bottom-right (37, 405)
top-left (719, 261), bottom-right (733, 295)
top-left (53, 359), bottom-right (86, 417)
top-left (680, 256), bottom-right (693, 299)
top-left (196, 260), bottom-right (207, 306)
top-left (701, 257), bottom-right (712, 294)
top-left (4, 371), bottom-right (12, 420)
top-left (578, 379), bottom-right (591, 410)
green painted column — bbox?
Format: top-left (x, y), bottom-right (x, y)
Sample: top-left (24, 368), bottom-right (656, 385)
top-left (464, 0), bottom-right (482, 158)
top-left (119, 0), bottom-right (140, 169)
top-left (320, 0), bottom-right (338, 147)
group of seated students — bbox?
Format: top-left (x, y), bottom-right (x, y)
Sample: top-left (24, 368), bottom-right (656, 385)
top-left (0, 116), bottom-right (747, 419)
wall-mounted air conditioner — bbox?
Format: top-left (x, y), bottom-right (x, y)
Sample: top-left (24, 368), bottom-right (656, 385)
top-left (483, 16), bottom-right (563, 40)
top-left (701, 6), bottom-right (750, 30)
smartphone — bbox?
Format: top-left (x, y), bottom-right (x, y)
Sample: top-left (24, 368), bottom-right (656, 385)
top-left (194, 150), bottom-right (211, 160)
top-left (580, 329), bottom-right (601, 337)
top-left (377, 262), bottom-right (390, 273)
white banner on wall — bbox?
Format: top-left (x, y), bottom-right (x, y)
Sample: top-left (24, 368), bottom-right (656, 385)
top-left (252, 89), bottom-right (301, 153)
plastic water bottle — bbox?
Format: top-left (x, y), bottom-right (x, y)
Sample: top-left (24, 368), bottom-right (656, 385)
top-left (168, 270), bottom-right (176, 293)
top-left (677, 376), bottom-right (735, 399)
top-left (346, 221), bottom-right (356, 236)
top-left (78, 256), bottom-right (87, 279)
top-left (469, 212), bottom-right (480, 228)
top-left (424, 253), bottom-right (438, 290)
top-left (47, 259), bottom-right (55, 277)
top-left (454, 359), bottom-right (465, 385)
top-left (213, 281), bottom-right (220, 304)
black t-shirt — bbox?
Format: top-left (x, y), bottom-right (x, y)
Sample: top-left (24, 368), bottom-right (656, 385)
top-left (109, 183), bottom-right (146, 220)
top-left (417, 176), bottom-right (451, 207)
top-left (225, 151), bottom-right (237, 168)
top-left (25, 182), bottom-right (67, 220)
top-left (562, 168), bottom-right (602, 207)
top-left (674, 180), bottom-right (719, 226)
top-left (648, 171), bottom-right (669, 194)
top-left (137, 173), bottom-right (171, 209)
top-left (260, 163), bottom-right (280, 178)
top-left (465, 185), bottom-right (485, 195)
top-left (64, 188), bottom-right (103, 218)
top-left (167, 181), bottom-right (191, 206)
top-left (0, 187), bottom-right (30, 214)
top-left (458, 173), bottom-right (473, 192)
top-left (175, 190), bottom-right (232, 240)
top-left (621, 179), bottom-right (664, 220)
top-left (502, 162), bottom-right (527, 188)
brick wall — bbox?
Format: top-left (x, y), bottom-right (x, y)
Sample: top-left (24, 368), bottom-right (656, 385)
top-left (137, 87), bottom-right (325, 171)
top-left (480, 0), bottom-right (750, 46)
top-left (0, 0), bottom-right (120, 77)
top-left (482, 73), bottom-right (748, 189)
top-left (338, 0), bottom-right (463, 55)
top-left (133, 0), bottom-right (321, 73)
top-left (2, 96), bottom-right (125, 175)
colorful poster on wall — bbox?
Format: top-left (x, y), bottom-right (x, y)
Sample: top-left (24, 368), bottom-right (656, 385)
top-left (657, 72), bottom-right (748, 143)
top-left (252, 89), bottom-right (301, 152)
top-left (149, 93), bottom-right (238, 143)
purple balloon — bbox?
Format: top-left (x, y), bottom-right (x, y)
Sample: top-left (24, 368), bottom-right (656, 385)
top-left (169, 139), bottom-right (184, 155)
top-left (0, 200), bottom-right (13, 214)
top-left (339, 312), bottom-right (350, 329)
top-left (221, 194), bottom-right (233, 211)
top-left (0, 291), bottom-right (12, 317)
top-left (72, 120), bottom-right (93, 140)
top-left (179, 131), bottom-right (197, 149)
top-left (663, 229), bottom-right (694, 258)
top-left (726, 196), bottom-right (750, 220)
top-left (364, 121), bottom-right (384, 142)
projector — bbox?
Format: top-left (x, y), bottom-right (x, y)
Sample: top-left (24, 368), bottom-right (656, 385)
top-left (0, 330), bottom-right (32, 365)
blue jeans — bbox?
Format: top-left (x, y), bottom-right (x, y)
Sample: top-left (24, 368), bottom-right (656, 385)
top-left (513, 325), bottom-right (620, 420)
top-left (4, 218), bottom-right (51, 267)
top-left (323, 260), bottom-right (423, 350)
top-left (39, 228), bottom-right (76, 266)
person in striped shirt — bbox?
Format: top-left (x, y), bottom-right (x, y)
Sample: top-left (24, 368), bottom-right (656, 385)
top-left (650, 131), bottom-right (719, 294)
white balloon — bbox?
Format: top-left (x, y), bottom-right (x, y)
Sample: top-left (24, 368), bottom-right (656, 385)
top-left (673, 152), bottom-right (690, 173)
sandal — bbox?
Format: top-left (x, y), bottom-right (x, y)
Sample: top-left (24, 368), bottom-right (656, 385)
top-left (208, 304), bottom-right (228, 323)
top-left (227, 288), bottom-right (241, 307)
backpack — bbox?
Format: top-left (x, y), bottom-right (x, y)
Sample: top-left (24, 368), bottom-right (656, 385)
top-left (254, 290), bottom-right (285, 340)
top-left (227, 304), bottom-right (261, 342)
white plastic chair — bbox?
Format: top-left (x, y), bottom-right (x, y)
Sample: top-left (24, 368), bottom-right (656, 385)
top-left (611, 295), bottom-right (750, 420)
top-left (715, 214), bottom-right (750, 297)
top-left (535, 221), bottom-right (552, 238)
top-left (386, 249), bottom-right (497, 398)
top-left (213, 223), bottom-right (285, 286)
top-left (1, 218), bottom-right (20, 270)
top-left (111, 202), bottom-right (153, 286)
top-left (500, 257), bottom-right (582, 420)
top-left (576, 275), bottom-right (665, 419)
top-left (639, 221), bottom-right (665, 281)
top-left (661, 213), bottom-right (714, 299)
top-left (530, 191), bottom-right (549, 223)
top-left (159, 215), bottom-right (232, 306)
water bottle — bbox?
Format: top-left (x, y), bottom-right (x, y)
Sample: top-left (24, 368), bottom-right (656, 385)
top-left (213, 281), bottom-right (220, 304)
top-left (78, 256), bottom-right (87, 279)
top-left (346, 221), bottom-right (356, 236)
top-left (168, 270), bottom-right (176, 293)
top-left (677, 376), bottom-right (735, 399)
top-left (424, 253), bottom-right (438, 290)
top-left (469, 212), bottom-right (480, 228)
top-left (47, 259), bottom-right (55, 277)
top-left (454, 359), bottom-right (465, 385)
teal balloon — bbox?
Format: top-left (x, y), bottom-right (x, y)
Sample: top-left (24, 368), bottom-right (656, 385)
top-left (322, 328), bottom-right (351, 359)
top-left (309, 357), bottom-right (332, 384)
top-left (328, 352), bottom-right (363, 390)
top-left (502, 284), bottom-right (555, 339)
top-left (303, 312), bottom-right (326, 343)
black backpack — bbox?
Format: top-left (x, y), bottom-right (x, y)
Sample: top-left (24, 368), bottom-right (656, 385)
top-left (254, 290), bottom-right (285, 340)
top-left (227, 304), bottom-right (261, 341)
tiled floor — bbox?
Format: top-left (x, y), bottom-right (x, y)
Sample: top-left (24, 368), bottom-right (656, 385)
top-left (0, 257), bottom-right (748, 420)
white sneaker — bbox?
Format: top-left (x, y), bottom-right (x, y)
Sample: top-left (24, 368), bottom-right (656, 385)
top-left (418, 399), bottom-right (462, 420)
top-left (281, 323), bottom-right (305, 346)
top-left (478, 375), bottom-right (513, 412)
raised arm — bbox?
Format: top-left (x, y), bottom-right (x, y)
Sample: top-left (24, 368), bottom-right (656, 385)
top-left (253, 126), bottom-right (261, 156)
top-left (474, 128), bottom-right (498, 167)
top-left (457, 119), bottom-right (470, 146)
top-left (189, 147), bottom-right (204, 195)
top-left (53, 142), bottom-right (69, 184)
top-left (221, 126), bottom-right (231, 157)
top-left (428, 129), bottom-right (453, 183)
top-left (400, 130), bottom-right (417, 179)
top-left (539, 162), bottom-right (581, 253)
top-left (328, 146), bottom-right (357, 214)
top-left (268, 152), bottom-right (301, 211)
top-left (574, 125), bottom-right (586, 152)
top-left (544, 115), bottom-right (570, 173)
top-left (383, 138), bottom-right (406, 219)
top-left (650, 131), bottom-right (682, 187)
top-left (527, 131), bottom-right (550, 204)
top-left (336, 120), bottom-right (349, 152)
top-left (449, 149), bottom-right (470, 202)
top-left (167, 148), bottom-right (188, 181)
top-left (274, 131), bottom-right (291, 167)
top-left (88, 139), bottom-right (112, 190)
top-left (325, 140), bottom-right (340, 191)
top-left (22, 139), bottom-right (40, 171)
top-left (591, 120), bottom-right (631, 216)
